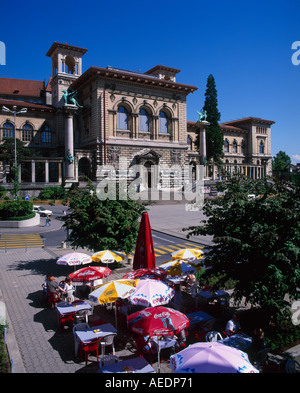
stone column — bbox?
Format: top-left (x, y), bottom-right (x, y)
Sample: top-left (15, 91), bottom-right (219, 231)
top-left (63, 105), bottom-right (78, 183)
top-left (45, 160), bottom-right (49, 183)
top-left (196, 121), bottom-right (209, 166)
top-left (31, 160), bottom-right (35, 183)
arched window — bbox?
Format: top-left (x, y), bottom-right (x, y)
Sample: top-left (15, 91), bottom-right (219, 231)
top-left (259, 140), bottom-right (264, 154)
top-left (159, 110), bottom-right (168, 133)
top-left (241, 141), bottom-right (246, 154)
top-left (232, 140), bottom-right (237, 153)
top-left (224, 139), bottom-right (229, 153)
top-left (117, 105), bottom-right (128, 130)
top-left (22, 123), bottom-right (33, 142)
top-left (187, 135), bottom-right (193, 150)
top-left (41, 125), bottom-right (52, 143)
top-left (139, 108), bottom-right (149, 132)
top-left (65, 55), bottom-right (75, 74)
top-left (2, 122), bottom-right (14, 138)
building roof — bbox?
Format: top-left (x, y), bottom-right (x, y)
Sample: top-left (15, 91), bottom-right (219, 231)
top-left (0, 98), bottom-right (55, 113)
top-left (0, 77), bottom-right (45, 98)
top-left (71, 66), bottom-right (198, 94)
top-left (222, 117), bottom-right (275, 126)
top-left (46, 42), bottom-right (88, 57)
top-left (144, 65), bottom-right (181, 75)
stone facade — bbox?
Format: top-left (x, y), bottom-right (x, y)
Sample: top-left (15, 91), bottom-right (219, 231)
top-left (0, 41), bottom-right (274, 194)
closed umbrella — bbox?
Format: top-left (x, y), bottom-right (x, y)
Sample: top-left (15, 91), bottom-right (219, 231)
top-left (171, 248), bottom-right (203, 261)
top-left (129, 278), bottom-right (174, 307)
top-left (56, 252), bottom-right (92, 266)
top-left (170, 342), bottom-right (259, 373)
top-left (133, 212), bottom-right (156, 270)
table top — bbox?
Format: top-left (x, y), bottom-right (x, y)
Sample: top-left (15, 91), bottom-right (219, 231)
top-left (197, 289), bottom-right (230, 300)
top-left (186, 310), bottom-right (215, 325)
top-left (220, 334), bottom-right (252, 351)
top-left (99, 356), bottom-right (155, 373)
top-left (56, 301), bottom-right (92, 316)
top-left (151, 336), bottom-right (177, 351)
top-left (75, 323), bottom-right (117, 343)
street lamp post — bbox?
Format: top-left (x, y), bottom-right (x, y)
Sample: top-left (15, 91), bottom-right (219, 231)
top-left (2, 105), bottom-right (27, 198)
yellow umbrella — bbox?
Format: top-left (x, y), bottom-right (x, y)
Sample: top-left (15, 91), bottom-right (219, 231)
top-left (88, 279), bottom-right (139, 328)
top-left (159, 259), bottom-right (202, 277)
top-left (171, 248), bottom-right (203, 261)
top-left (91, 250), bottom-right (125, 263)
top-left (88, 279), bottom-right (138, 304)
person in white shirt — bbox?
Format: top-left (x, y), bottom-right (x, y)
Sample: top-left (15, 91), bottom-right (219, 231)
top-left (225, 313), bottom-right (243, 336)
top-left (62, 277), bottom-right (75, 303)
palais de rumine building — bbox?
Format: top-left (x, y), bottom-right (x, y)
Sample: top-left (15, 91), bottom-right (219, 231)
top-left (0, 42), bottom-right (274, 195)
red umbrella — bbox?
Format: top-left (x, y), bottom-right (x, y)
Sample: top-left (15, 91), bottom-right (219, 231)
top-left (68, 266), bottom-right (112, 282)
top-left (127, 306), bottom-right (190, 337)
top-left (133, 212), bottom-right (156, 270)
top-left (122, 268), bottom-right (167, 281)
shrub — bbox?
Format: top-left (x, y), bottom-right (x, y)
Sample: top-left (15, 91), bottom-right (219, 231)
top-left (0, 200), bottom-right (33, 220)
top-left (39, 186), bottom-right (66, 200)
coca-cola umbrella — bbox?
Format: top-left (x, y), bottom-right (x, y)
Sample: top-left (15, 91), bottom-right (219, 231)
top-left (133, 212), bottom-right (156, 270)
top-left (127, 305), bottom-right (190, 337)
top-left (122, 268), bottom-right (167, 281)
top-left (68, 266), bottom-right (112, 283)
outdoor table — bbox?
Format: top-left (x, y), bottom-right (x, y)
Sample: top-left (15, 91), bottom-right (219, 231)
top-left (196, 289), bottom-right (230, 308)
top-left (99, 356), bottom-right (155, 373)
top-left (186, 310), bottom-right (216, 331)
top-left (56, 301), bottom-right (92, 326)
top-left (150, 336), bottom-right (177, 373)
top-left (75, 323), bottom-right (117, 344)
top-left (219, 334), bottom-right (252, 352)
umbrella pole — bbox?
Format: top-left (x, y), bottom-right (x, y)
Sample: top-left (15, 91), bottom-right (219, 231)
top-left (114, 303), bottom-right (118, 330)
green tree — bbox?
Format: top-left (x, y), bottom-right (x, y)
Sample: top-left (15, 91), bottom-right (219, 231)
top-left (63, 186), bottom-right (148, 255)
top-left (196, 74), bottom-right (224, 164)
top-left (184, 177), bottom-right (300, 324)
top-left (272, 150), bottom-right (291, 171)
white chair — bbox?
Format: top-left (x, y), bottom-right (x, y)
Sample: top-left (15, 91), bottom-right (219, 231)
top-left (73, 322), bottom-right (89, 357)
top-left (100, 334), bottom-right (116, 357)
top-left (75, 309), bottom-right (89, 324)
top-left (205, 331), bottom-right (223, 342)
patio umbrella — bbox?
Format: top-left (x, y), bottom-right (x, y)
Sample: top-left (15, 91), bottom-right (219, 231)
top-left (133, 212), bottom-right (156, 270)
top-left (129, 278), bottom-right (174, 307)
top-left (171, 248), bottom-right (204, 261)
top-left (127, 306), bottom-right (190, 337)
top-left (88, 279), bottom-right (139, 328)
top-left (170, 342), bottom-right (259, 373)
top-left (89, 279), bottom-right (138, 304)
top-left (91, 250), bottom-right (125, 264)
top-left (122, 268), bottom-right (167, 281)
top-left (56, 252), bottom-right (92, 266)
top-left (68, 266), bottom-right (112, 283)
top-left (159, 259), bottom-right (202, 276)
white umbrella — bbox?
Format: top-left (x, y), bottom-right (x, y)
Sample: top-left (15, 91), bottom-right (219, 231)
top-left (56, 252), bottom-right (92, 266)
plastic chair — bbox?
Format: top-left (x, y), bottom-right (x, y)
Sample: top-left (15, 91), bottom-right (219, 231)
top-left (253, 347), bottom-right (270, 371)
top-left (205, 330), bottom-right (223, 342)
top-left (286, 359), bottom-right (300, 373)
top-left (58, 312), bottom-right (75, 331)
top-left (75, 309), bottom-right (89, 324)
top-left (100, 334), bottom-right (116, 357)
top-left (73, 322), bottom-right (90, 356)
top-left (47, 292), bottom-right (59, 309)
top-left (81, 338), bottom-right (100, 366)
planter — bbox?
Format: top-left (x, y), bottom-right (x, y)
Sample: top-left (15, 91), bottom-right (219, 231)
top-left (0, 213), bottom-right (40, 228)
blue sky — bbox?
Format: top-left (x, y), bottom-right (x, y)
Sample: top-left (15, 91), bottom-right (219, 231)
top-left (1, 0), bottom-right (299, 162)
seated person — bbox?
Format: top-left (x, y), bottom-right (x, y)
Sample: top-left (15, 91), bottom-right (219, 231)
top-left (225, 313), bottom-right (243, 336)
top-left (252, 328), bottom-right (266, 352)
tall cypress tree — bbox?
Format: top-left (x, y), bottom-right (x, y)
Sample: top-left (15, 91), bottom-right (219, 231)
top-left (196, 74), bottom-right (224, 164)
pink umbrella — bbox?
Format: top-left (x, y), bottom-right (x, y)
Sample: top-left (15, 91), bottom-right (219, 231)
top-left (129, 278), bottom-right (174, 307)
top-left (68, 266), bottom-right (112, 283)
top-left (122, 268), bottom-right (167, 281)
top-left (170, 342), bottom-right (259, 373)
